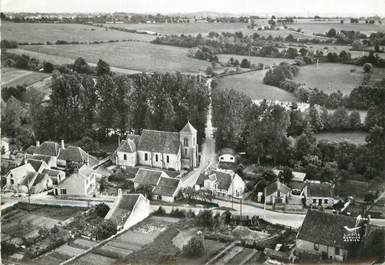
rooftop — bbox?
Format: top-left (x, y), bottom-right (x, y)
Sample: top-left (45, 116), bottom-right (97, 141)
top-left (219, 148), bottom-right (236, 156)
top-left (138, 129), bottom-right (180, 154)
top-left (308, 182), bottom-right (333, 198)
top-left (265, 180), bottom-right (291, 196)
top-left (153, 177), bottom-right (180, 197)
top-left (133, 168), bottom-right (164, 186)
top-left (34, 141), bottom-right (60, 157)
top-left (117, 139), bottom-right (136, 153)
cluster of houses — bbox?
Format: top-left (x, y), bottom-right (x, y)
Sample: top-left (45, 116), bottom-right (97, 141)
top-left (3, 140), bottom-right (100, 197)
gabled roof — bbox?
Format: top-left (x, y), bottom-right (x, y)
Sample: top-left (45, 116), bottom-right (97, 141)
top-left (219, 148), bottom-right (236, 156)
top-left (180, 121), bottom-right (197, 134)
top-left (137, 130), bottom-right (180, 154)
top-left (31, 154), bottom-right (53, 164)
top-left (117, 139), bottom-right (136, 153)
top-left (105, 194), bottom-right (143, 227)
top-left (32, 172), bottom-right (50, 186)
top-left (25, 145), bottom-right (36, 155)
top-left (20, 172), bottom-right (38, 188)
top-left (297, 210), bottom-right (357, 249)
top-left (308, 182), bottom-right (333, 198)
top-left (127, 134), bottom-right (141, 146)
top-left (41, 168), bottom-right (63, 177)
top-left (34, 141), bottom-right (60, 157)
top-left (213, 170), bottom-right (233, 191)
top-left (8, 163), bottom-right (36, 180)
top-left (26, 159), bottom-right (47, 172)
top-left (265, 180), bottom-right (291, 196)
top-left (58, 165), bottom-right (94, 187)
top-left (273, 169), bottom-right (306, 182)
top-left (153, 177), bottom-right (180, 197)
top-left (58, 146), bottom-right (98, 166)
top-left (133, 168), bottom-right (164, 186)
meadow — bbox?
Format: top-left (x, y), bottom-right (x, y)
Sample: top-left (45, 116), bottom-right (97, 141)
top-left (2, 22), bottom-right (155, 43)
top-left (315, 131), bottom-right (368, 145)
top-left (16, 42), bottom-right (211, 73)
top-left (292, 22), bottom-right (385, 36)
top-left (103, 22), bottom-right (252, 35)
top-left (1, 67), bottom-right (49, 87)
top-left (216, 70), bottom-right (298, 102)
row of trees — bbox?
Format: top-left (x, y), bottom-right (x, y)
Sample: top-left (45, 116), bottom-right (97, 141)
top-left (212, 87), bottom-right (385, 180)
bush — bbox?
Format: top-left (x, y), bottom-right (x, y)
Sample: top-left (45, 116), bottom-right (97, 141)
top-left (153, 206), bottom-right (166, 216)
top-left (94, 220), bottom-right (117, 240)
top-left (1, 241), bottom-right (17, 258)
top-left (363, 63), bottom-right (373, 73)
top-left (183, 236), bottom-right (205, 257)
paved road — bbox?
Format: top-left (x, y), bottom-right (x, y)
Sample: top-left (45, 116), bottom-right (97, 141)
top-left (180, 78), bottom-right (217, 188)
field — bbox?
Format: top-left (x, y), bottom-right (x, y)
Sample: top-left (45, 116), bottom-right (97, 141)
top-left (103, 22), bottom-right (252, 35)
top-left (17, 42), bottom-right (210, 73)
top-left (1, 67), bottom-right (49, 87)
top-left (292, 22), bottom-right (385, 36)
top-left (218, 54), bottom-right (294, 66)
top-left (302, 43), bottom-right (385, 59)
top-left (2, 22), bottom-right (155, 43)
top-left (315, 131), bottom-right (368, 145)
top-left (294, 63), bottom-right (363, 94)
top-left (216, 70), bottom-right (298, 102)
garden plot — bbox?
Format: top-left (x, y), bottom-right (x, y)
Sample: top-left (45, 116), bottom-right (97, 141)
top-left (1, 67), bottom-right (49, 87)
top-left (172, 227), bottom-right (199, 250)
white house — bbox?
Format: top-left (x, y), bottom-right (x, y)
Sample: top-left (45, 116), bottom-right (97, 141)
top-left (218, 148), bottom-right (237, 163)
top-left (296, 210), bottom-right (363, 262)
top-left (32, 141), bottom-right (61, 168)
top-left (105, 193), bottom-right (151, 230)
top-left (301, 181), bottom-right (334, 208)
top-left (196, 169), bottom-right (245, 198)
top-left (5, 163), bottom-right (36, 192)
top-left (115, 122), bottom-right (198, 171)
top-left (264, 179), bottom-right (291, 204)
top-left (54, 165), bottom-right (99, 196)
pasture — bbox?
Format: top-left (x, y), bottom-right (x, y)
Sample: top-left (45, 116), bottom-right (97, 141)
top-left (303, 44), bottom-right (385, 59)
top-left (294, 63), bottom-right (364, 94)
top-left (315, 131), bottom-right (368, 145)
top-left (1, 67), bottom-right (49, 87)
top-left (2, 22), bottom-right (155, 43)
top-left (218, 54), bottom-right (294, 67)
top-left (216, 70), bottom-right (298, 102)
top-left (103, 22), bottom-right (251, 35)
top-left (18, 42), bottom-right (210, 73)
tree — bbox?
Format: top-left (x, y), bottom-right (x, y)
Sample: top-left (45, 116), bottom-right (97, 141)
top-left (183, 236), bottom-right (205, 257)
top-left (295, 123), bottom-right (316, 161)
top-left (196, 210), bottom-right (214, 228)
top-left (363, 63), bottom-right (373, 73)
top-left (95, 203), bottom-right (110, 218)
top-left (278, 166), bottom-right (293, 184)
top-left (205, 66), bottom-right (214, 76)
top-left (366, 125), bottom-right (385, 173)
top-left (330, 107), bottom-right (350, 131)
top-left (307, 105), bottom-right (324, 132)
top-left (43, 61), bottom-right (54, 73)
top-left (73, 57), bottom-right (91, 74)
top-left (94, 220), bottom-right (117, 240)
top-left (136, 184), bottom-right (153, 200)
top-left (349, 111), bottom-right (362, 130)
top-left (96, 59), bottom-right (111, 76)
top-left (261, 170), bottom-right (277, 182)
top-left (326, 28), bottom-right (337, 38)
top-left (240, 58), bottom-right (251, 68)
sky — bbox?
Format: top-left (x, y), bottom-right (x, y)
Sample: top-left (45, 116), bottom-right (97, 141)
top-left (2, 0), bottom-right (385, 16)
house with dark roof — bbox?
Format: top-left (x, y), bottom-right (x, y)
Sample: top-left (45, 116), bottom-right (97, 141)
top-left (218, 148), bottom-right (237, 163)
top-left (29, 154), bottom-right (56, 168)
top-left (57, 145), bottom-right (98, 168)
top-left (296, 210), bottom-right (364, 262)
top-left (30, 172), bottom-right (54, 193)
top-left (196, 169), bottom-right (245, 198)
top-left (133, 168), bottom-right (167, 189)
top-left (152, 177), bottom-right (181, 202)
top-left (33, 141), bottom-right (61, 167)
top-left (265, 179), bottom-right (291, 205)
top-left (301, 181), bottom-right (334, 208)
top-left (114, 122), bottom-right (198, 171)
top-left (26, 159), bottom-right (49, 173)
top-left (105, 193), bottom-right (150, 230)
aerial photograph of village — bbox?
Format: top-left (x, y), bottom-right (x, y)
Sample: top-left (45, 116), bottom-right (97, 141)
top-left (0, 0), bottom-right (384, 264)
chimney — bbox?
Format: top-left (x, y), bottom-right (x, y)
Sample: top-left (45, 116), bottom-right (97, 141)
top-left (61, 140), bottom-right (65, 149)
top-left (36, 141), bottom-right (40, 147)
top-left (118, 136), bottom-right (121, 146)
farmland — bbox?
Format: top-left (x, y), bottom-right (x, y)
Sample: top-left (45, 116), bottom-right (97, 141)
top-left (16, 42), bottom-right (210, 73)
top-left (216, 70), bottom-right (298, 102)
top-left (292, 22), bottom-right (385, 36)
top-left (315, 131), bottom-right (368, 145)
top-left (2, 22), bottom-right (155, 43)
top-left (103, 22), bottom-right (252, 35)
top-left (1, 67), bottom-right (49, 87)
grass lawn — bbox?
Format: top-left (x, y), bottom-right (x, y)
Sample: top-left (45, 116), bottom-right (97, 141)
top-left (2, 22), bottom-right (155, 43)
top-left (104, 22), bottom-right (252, 35)
top-left (293, 22), bottom-right (385, 36)
top-left (216, 70), bottom-right (298, 102)
top-left (1, 67), bottom-right (49, 87)
top-left (294, 63), bottom-right (366, 94)
top-left (217, 54), bottom-right (294, 66)
top-left (17, 42), bottom-right (210, 73)
top-left (315, 131), bottom-right (368, 145)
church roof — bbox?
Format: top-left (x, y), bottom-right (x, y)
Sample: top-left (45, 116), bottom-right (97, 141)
top-left (180, 122), bottom-right (197, 134)
top-left (117, 139), bottom-right (136, 153)
top-left (137, 130), bottom-right (180, 154)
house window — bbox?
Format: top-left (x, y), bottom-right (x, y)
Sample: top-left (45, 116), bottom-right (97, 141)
top-left (230, 157), bottom-right (234, 160)
top-left (144, 153), bottom-right (148, 161)
top-left (184, 149), bottom-right (188, 156)
top-left (314, 243), bottom-right (319, 251)
top-left (123, 154), bottom-right (127, 160)
top-left (313, 199), bottom-right (317, 204)
top-left (155, 154), bottom-right (158, 162)
top-left (324, 199), bottom-right (328, 204)
top-left (335, 247), bottom-right (340, 255)
top-left (10, 179), bottom-right (14, 185)
top-left (166, 155), bottom-right (169, 163)
top-left (193, 137), bottom-right (195, 145)
top-left (220, 157), bottom-right (224, 160)
top-left (184, 138), bottom-right (189, 147)
top-left (61, 188), bottom-right (67, 195)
